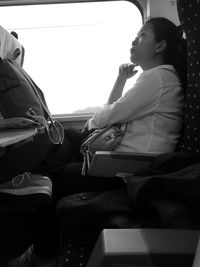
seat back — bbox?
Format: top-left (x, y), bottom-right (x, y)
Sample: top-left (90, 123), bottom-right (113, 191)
top-left (177, 0), bottom-right (200, 153)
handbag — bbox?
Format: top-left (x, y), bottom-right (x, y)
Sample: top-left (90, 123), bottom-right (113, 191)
top-left (80, 123), bottom-right (127, 175)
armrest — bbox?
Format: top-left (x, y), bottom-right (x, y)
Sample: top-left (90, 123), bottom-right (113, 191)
top-left (86, 228), bottom-right (200, 267)
top-left (193, 237), bottom-right (200, 267)
top-left (87, 151), bottom-right (158, 177)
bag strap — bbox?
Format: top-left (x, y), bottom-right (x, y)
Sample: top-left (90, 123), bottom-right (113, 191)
top-left (118, 122), bottom-right (127, 133)
top-left (8, 59), bottom-right (64, 144)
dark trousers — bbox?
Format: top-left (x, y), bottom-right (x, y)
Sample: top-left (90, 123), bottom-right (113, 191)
top-left (36, 127), bottom-right (126, 199)
top-left (33, 202), bottom-right (61, 259)
top-left (0, 132), bottom-right (60, 260)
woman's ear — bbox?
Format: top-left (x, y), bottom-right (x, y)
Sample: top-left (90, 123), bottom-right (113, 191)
top-left (156, 40), bottom-right (167, 53)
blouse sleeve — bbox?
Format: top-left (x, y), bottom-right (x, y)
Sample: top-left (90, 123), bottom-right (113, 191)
top-left (88, 69), bottom-right (163, 129)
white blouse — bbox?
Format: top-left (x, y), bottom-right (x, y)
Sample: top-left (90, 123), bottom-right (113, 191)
top-left (88, 65), bottom-right (184, 154)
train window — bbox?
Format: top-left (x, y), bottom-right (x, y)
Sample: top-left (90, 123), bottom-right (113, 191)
top-left (0, 1), bottom-right (143, 115)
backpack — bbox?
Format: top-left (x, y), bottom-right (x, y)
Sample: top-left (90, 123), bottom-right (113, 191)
top-left (0, 58), bottom-right (64, 144)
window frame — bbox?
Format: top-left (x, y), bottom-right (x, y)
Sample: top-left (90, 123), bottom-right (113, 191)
top-left (0, 0), bottom-right (145, 15)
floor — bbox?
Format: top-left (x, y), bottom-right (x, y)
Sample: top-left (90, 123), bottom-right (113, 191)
top-left (0, 232), bottom-right (99, 267)
top-left (61, 232), bottom-right (99, 267)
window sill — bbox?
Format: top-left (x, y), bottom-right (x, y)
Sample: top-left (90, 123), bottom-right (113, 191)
top-left (52, 113), bottom-right (92, 122)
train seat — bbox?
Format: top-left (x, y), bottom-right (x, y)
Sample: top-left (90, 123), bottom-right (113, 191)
top-left (86, 229), bottom-right (200, 267)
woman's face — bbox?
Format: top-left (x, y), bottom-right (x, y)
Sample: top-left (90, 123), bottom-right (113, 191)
top-left (130, 23), bottom-right (159, 69)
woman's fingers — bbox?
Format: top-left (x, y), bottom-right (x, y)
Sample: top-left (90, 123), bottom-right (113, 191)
top-left (120, 63), bottom-right (138, 78)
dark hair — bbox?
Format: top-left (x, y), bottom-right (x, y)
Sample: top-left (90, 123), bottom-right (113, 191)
top-left (10, 31), bottom-right (18, 39)
top-left (145, 17), bottom-right (187, 91)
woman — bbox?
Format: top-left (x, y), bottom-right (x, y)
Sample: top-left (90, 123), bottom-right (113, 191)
top-left (86, 18), bottom-right (186, 154)
top-left (36, 17), bottom-right (187, 197)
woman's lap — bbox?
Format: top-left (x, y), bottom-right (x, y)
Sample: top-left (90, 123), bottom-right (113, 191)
top-left (54, 162), bottom-right (126, 198)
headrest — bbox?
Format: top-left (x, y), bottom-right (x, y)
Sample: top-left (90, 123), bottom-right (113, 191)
top-left (0, 25), bottom-right (25, 66)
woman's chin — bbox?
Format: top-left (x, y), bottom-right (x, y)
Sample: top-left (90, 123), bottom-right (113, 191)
top-left (130, 56), bottom-right (136, 64)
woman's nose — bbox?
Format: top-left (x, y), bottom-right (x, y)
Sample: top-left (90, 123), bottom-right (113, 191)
top-left (132, 38), bottom-right (137, 46)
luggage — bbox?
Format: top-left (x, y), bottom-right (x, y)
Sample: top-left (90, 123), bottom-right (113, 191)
top-left (0, 58), bottom-right (64, 144)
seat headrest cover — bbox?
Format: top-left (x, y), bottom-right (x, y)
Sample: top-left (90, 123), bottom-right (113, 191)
top-left (0, 25), bottom-right (24, 66)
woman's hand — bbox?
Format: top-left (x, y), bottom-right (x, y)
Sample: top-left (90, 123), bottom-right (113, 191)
top-left (107, 63), bottom-right (138, 104)
top-left (119, 63), bottom-right (138, 79)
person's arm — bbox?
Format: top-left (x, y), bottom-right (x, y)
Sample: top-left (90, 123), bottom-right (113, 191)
top-left (107, 63), bottom-right (138, 104)
top-left (88, 69), bottom-right (162, 129)
top-left (82, 63), bottom-right (138, 132)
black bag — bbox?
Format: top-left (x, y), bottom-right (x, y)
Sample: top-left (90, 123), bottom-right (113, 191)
top-left (0, 58), bottom-right (64, 144)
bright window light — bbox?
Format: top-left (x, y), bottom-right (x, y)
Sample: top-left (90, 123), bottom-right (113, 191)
top-left (0, 1), bottom-right (142, 115)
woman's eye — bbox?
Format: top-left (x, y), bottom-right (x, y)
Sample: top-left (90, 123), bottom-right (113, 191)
top-left (138, 33), bottom-right (145, 41)
top-left (138, 35), bottom-right (142, 41)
